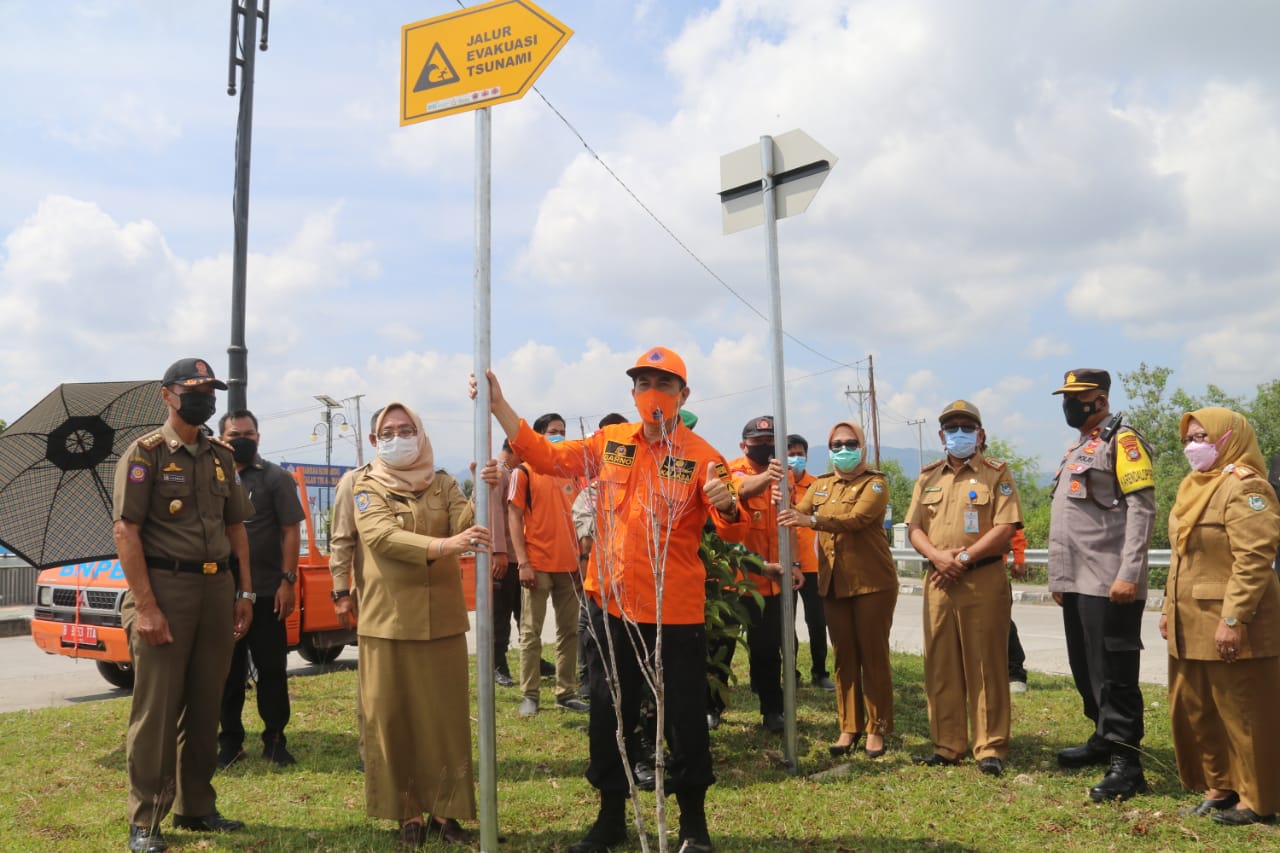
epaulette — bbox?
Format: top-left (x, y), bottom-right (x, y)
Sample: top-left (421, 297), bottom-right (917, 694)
top-left (983, 457), bottom-right (1007, 471)
top-left (208, 435), bottom-right (235, 451)
top-left (1232, 464), bottom-right (1256, 479)
top-left (864, 467), bottom-right (884, 477)
top-left (920, 459), bottom-right (945, 473)
top-left (138, 432), bottom-right (164, 450)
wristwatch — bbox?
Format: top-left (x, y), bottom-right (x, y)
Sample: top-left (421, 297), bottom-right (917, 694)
top-left (331, 589), bottom-right (351, 602)
top-left (1223, 616), bottom-right (1240, 628)
top-left (282, 571), bottom-right (298, 584)
top-left (235, 590), bottom-right (257, 603)
top-left (958, 551), bottom-right (972, 566)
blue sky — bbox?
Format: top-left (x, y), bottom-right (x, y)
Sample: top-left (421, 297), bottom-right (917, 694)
top-left (3, 0), bottom-right (1278, 477)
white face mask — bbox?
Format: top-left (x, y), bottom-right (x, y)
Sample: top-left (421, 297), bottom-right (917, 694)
top-left (377, 436), bottom-right (419, 468)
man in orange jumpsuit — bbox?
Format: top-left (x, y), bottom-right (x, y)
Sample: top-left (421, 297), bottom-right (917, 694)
top-left (478, 346), bottom-right (747, 853)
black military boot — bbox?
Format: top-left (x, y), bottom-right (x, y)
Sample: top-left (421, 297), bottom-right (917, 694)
top-left (1089, 750), bottom-right (1148, 802)
top-left (568, 792), bottom-right (627, 853)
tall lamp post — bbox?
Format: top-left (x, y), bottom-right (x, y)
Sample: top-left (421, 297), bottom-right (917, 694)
top-left (311, 395), bottom-right (348, 522)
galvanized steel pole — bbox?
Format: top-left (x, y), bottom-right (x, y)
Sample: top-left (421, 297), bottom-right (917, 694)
top-left (473, 107), bottom-right (498, 852)
top-left (759, 135), bottom-right (797, 773)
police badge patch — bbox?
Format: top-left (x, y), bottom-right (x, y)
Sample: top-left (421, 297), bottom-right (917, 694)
top-left (999, 483), bottom-right (1012, 495)
top-left (355, 491), bottom-right (372, 512)
top-left (1248, 494), bottom-right (1266, 511)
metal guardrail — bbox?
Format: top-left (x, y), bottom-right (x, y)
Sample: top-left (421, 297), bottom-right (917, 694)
top-left (889, 547), bottom-right (1172, 568)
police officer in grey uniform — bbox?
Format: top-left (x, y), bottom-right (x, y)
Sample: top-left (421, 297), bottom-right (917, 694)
top-left (113, 358), bottom-right (255, 853)
top-left (1047, 369), bottom-right (1156, 801)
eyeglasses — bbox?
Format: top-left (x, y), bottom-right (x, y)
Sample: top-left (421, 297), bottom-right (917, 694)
top-left (829, 440), bottom-right (860, 451)
top-left (1181, 432), bottom-right (1210, 445)
top-left (942, 424), bottom-right (978, 434)
top-left (377, 427), bottom-right (418, 441)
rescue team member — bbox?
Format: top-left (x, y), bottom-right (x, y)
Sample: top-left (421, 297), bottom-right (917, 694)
top-left (112, 358), bottom-right (255, 853)
top-left (476, 346), bottom-right (748, 853)
top-left (329, 409), bottom-right (380, 769)
top-left (787, 433), bottom-right (834, 691)
top-left (1047, 369), bottom-right (1156, 801)
top-left (907, 400), bottom-right (1022, 777)
top-left (493, 439), bottom-right (521, 687)
top-left (216, 410), bottom-right (306, 769)
top-left (1163, 407), bottom-right (1280, 826)
top-left (726, 415), bottom-right (799, 733)
top-left (510, 412), bottom-right (588, 716)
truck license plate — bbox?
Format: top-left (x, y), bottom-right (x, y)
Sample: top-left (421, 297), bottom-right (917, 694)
top-left (62, 623), bottom-right (98, 644)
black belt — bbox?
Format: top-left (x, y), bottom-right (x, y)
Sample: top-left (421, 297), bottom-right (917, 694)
top-left (929, 555), bottom-right (1002, 571)
top-left (146, 557), bottom-right (228, 575)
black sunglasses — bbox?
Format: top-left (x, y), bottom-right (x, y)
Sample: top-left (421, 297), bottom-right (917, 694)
top-left (942, 424), bottom-right (978, 434)
top-left (829, 440), bottom-right (860, 451)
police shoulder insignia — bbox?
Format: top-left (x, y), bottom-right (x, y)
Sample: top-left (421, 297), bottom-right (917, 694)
top-left (999, 483), bottom-right (1013, 495)
top-left (138, 432), bottom-right (164, 450)
top-left (983, 457), bottom-right (1007, 470)
top-left (355, 491), bottom-right (372, 512)
top-left (1248, 494), bottom-right (1267, 511)
top-left (208, 436), bottom-right (234, 451)
top-left (128, 463), bottom-right (148, 483)
top-left (871, 481), bottom-right (885, 493)
top-left (1233, 465), bottom-right (1256, 479)
top-left (920, 459), bottom-right (945, 473)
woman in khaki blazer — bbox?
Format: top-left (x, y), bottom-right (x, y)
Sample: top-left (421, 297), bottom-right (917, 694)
top-left (353, 402), bottom-right (493, 846)
top-left (1161, 407), bottom-right (1280, 826)
top-left (780, 420), bottom-right (897, 758)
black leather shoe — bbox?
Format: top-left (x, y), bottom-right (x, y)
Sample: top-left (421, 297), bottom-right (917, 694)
top-left (913, 753), bottom-right (959, 767)
top-left (1057, 741), bottom-right (1110, 768)
top-left (978, 757), bottom-right (1004, 777)
top-left (1088, 755), bottom-right (1148, 802)
top-left (1179, 791), bottom-right (1240, 816)
top-left (215, 745), bottom-right (245, 769)
top-left (426, 817), bottom-right (475, 845)
top-left (828, 734), bottom-right (861, 757)
top-left (1212, 807), bottom-right (1276, 826)
top-left (494, 668), bottom-right (515, 687)
top-left (677, 839), bottom-right (715, 853)
top-left (128, 826), bottom-right (168, 853)
top-left (811, 676), bottom-right (836, 691)
top-left (634, 760), bottom-right (656, 792)
top-left (263, 740), bottom-right (297, 767)
top-left (762, 712), bottom-right (784, 733)
top-left (540, 658), bottom-right (556, 677)
top-left (568, 825), bottom-right (627, 853)
top-left (172, 811), bottom-right (245, 832)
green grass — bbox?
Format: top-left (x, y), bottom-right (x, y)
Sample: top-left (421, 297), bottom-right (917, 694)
top-left (0, 651), bottom-right (1274, 851)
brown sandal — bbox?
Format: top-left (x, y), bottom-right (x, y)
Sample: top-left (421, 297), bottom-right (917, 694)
top-left (398, 819), bottom-right (426, 848)
top-left (427, 816), bottom-right (475, 845)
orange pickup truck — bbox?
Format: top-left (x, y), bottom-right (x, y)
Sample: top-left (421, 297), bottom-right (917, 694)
top-left (30, 470), bottom-right (356, 689)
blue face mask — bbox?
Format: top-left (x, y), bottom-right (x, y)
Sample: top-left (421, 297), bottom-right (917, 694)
top-left (787, 455), bottom-right (807, 476)
top-left (944, 430), bottom-right (978, 459)
top-left (546, 434), bottom-right (566, 444)
top-left (831, 447), bottom-right (862, 473)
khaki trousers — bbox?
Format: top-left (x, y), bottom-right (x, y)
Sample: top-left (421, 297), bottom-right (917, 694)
top-left (1169, 654), bottom-right (1280, 814)
top-left (922, 563), bottom-right (1011, 761)
top-left (824, 587), bottom-right (897, 736)
top-left (520, 570), bottom-right (581, 703)
top-left (123, 568), bottom-right (235, 827)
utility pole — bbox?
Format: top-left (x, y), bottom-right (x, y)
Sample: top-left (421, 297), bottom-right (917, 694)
top-left (844, 383), bottom-right (871, 437)
top-left (907, 418), bottom-right (926, 474)
top-left (225, 0), bottom-right (270, 412)
top-left (348, 394), bottom-right (366, 466)
top-left (867, 354), bottom-right (881, 467)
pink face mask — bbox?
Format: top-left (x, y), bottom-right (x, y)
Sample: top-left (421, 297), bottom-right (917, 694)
top-left (1183, 429), bottom-right (1232, 472)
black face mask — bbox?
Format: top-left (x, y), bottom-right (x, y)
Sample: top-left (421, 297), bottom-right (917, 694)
top-left (1062, 396), bottom-right (1098, 429)
top-left (175, 391), bottom-right (217, 427)
top-left (744, 443), bottom-right (774, 467)
top-left (228, 437), bottom-right (258, 464)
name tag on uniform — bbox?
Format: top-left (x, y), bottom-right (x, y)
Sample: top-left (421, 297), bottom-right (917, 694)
top-left (963, 509), bottom-right (979, 534)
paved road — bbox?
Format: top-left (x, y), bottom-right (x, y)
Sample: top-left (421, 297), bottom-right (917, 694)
top-left (0, 588), bottom-right (1168, 713)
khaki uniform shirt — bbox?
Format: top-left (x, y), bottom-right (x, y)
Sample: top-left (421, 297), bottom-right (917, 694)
top-left (1047, 426), bottom-right (1156, 597)
top-left (795, 470), bottom-right (897, 598)
top-left (906, 452), bottom-right (1022, 551)
top-left (1163, 465), bottom-right (1280, 661)
top-left (112, 421), bottom-right (252, 561)
top-left (329, 463), bottom-right (371, 593)
top-left (352, 469), bottom-right (474, 642)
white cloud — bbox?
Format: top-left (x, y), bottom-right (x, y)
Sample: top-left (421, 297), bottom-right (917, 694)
top-left (1025, 336), bottom-right (1070, 360)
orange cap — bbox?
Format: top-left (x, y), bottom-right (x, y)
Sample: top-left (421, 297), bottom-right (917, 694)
top-left (626, 346), bottom-right (687, 383)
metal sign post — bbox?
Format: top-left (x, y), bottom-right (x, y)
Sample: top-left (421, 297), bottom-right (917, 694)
top-left (398, 3), bottom-right (571, 848)
top-left (720, 129), bottom-right (836, 774)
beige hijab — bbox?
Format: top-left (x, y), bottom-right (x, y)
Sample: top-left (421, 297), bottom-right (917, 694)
top-left (1171, 406), bottom-right (1267, 557)
top-left (828, 420), bottom-right (869, 479)
top-left (366, 402), bottom-right (436, 494)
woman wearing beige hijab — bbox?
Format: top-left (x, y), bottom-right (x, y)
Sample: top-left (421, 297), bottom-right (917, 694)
top-left (1161, 407), bottom-right (1280, 826)
top-left (780, 420), bottom-right (897, 758)
top-left (352, 403), bottom-right (493, 846)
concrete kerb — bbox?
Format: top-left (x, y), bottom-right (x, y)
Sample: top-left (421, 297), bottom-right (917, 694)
top-left (0, 607), bottom-right (33, 639)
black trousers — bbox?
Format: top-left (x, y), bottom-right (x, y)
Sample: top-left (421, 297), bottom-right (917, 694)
top-left (1061, 592), bottom-right (1145, 748)
top-left (584, 604), bottom-right (714, 795)
top-left (794, 572), bottom-right (829, 678)
top-left (706, 592), bottom-right (783, 717)
top-left (1008, 620), bottom-right (1027, 682)
top-left (493, 561), bottom-right (522, 670)
top-left (219, 595), bottom-right (290, 751)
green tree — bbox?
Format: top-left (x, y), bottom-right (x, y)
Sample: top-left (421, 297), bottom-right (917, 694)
top-left (1245, 379), bottom-right (1280, 461)
top-left (878, 458), bottom-right (915, 525)
top-left (985, 437), bottom-right (1050, 548)
top-left (0, 418), bottom-right (6, 434)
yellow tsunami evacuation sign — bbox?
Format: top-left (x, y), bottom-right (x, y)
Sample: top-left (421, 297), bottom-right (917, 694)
top-left (400, 0), bottom-right (572, 125)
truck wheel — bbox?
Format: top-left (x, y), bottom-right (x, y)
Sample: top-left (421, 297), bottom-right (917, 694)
top-left (96, 660), bottom-right (135, 690)
top-left (297, 634), bottom-right (342, 665)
